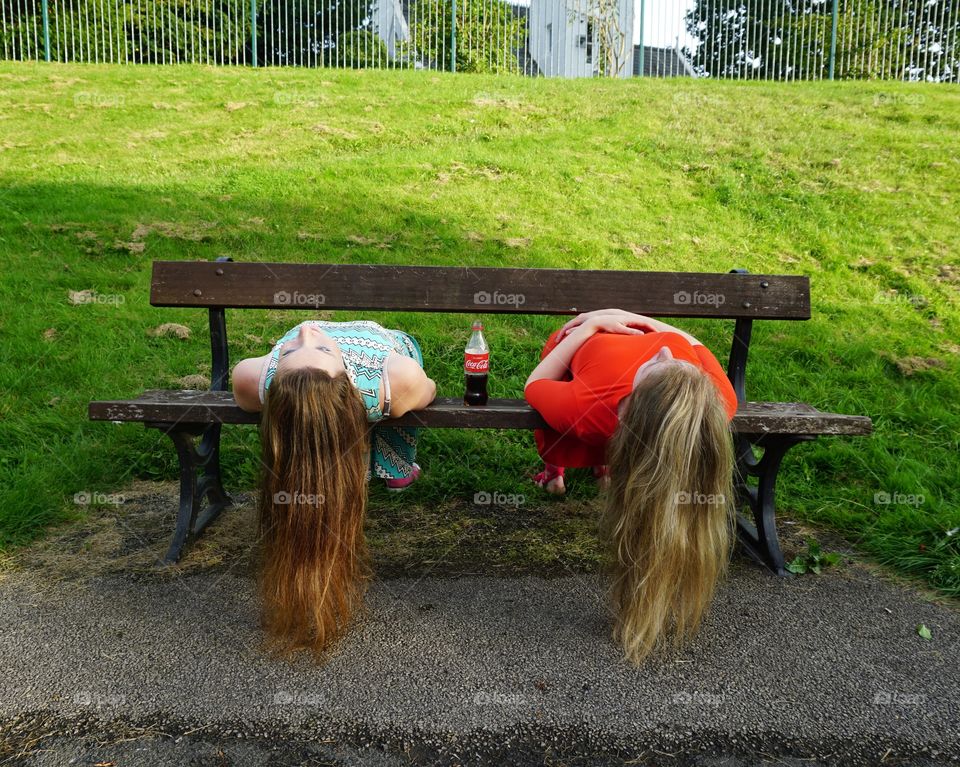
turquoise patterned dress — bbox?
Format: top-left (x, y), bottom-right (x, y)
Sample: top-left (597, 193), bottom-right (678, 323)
top-left (258, 320), bottom-right (422, 481)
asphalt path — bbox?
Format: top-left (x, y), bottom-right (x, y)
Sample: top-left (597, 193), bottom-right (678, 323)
top-left (1, 552), bottom-right (957, 766)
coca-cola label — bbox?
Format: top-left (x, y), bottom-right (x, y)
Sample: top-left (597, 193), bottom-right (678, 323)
top-left (465, 352), bottom-right (489, 374)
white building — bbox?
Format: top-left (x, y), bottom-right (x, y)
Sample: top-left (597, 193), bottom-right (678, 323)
top-left (371, 0), bottom-right (634, 77)
top-left (374, 0), bottom-right (411, 60)
top-left (526, 0), bottom-right (634, 77)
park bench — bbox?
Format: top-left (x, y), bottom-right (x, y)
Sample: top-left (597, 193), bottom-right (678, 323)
top-left (89, 259), bottom-right (873, 574)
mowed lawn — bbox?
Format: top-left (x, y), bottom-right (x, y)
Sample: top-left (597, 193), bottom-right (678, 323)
top-left (0, 62), bottom-right (957, 594)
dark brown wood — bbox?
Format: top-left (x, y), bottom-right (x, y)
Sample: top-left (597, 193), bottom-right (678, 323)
top-left (150, 262), bottom-right (811, 320)
top-left (90, 392), bottom-right (872, 437)
top-left (730, 401), bottom-right (872, 438)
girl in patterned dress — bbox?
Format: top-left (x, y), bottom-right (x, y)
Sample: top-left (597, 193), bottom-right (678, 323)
top-left (231, 319), bottom-right (436, 656)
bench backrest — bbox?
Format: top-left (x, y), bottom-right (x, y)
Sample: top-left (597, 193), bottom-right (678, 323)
top-left (149, 260), bottom-right (810, 400)
top-left (151, 262), bottom-right (810, 320)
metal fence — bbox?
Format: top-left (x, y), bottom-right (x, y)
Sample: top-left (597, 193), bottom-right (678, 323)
top-left (1, 0), bottom-right (957, 80)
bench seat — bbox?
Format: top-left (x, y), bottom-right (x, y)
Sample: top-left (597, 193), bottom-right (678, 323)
top-left (90, 391), bottom-right (873, 438)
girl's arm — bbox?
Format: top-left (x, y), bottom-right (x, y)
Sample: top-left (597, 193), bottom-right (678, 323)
top-left (525, 316), bottom-right (644, 388)
top-left (385, 354), bottom-right (437, 417)
top-left (232, 356), bottom-right (266, 413)
top-left (559, 309), bottom-right (703, 347)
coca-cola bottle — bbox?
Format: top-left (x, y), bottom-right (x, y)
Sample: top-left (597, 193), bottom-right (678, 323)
top-left (464, 320), bottom-right (489, 406)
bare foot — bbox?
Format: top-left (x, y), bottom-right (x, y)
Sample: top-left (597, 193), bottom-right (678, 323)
top-left (544, 474), bottom-right (566, 496)
top-left (533, 466), bottom-right (566, 496)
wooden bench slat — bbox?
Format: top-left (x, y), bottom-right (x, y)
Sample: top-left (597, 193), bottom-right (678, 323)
top-left (150, 262), bottom-right (811, 320)
top-left (89, 391), bottom-right (872, 437)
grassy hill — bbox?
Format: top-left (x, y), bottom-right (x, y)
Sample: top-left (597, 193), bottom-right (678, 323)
top-left (0, 62), bottom-right (957, 594)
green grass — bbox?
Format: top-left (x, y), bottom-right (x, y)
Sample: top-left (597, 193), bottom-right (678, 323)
top-left (0, 62), bottom-right (958, 595)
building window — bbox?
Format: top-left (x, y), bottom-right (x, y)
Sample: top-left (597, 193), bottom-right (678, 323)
top-left (546, 23), bottom-right (552, 54)
top-left (586, 20), bottom-right (594, 64)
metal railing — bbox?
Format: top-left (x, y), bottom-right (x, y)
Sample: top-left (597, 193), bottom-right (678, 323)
top-left (1, 0), bottom-right (956, 80)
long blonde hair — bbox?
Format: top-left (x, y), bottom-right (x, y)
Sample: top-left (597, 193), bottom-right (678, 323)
top-left (257, 366), bottom-right (371, 656)
top-left (601, 363), bottom-right (736, 665)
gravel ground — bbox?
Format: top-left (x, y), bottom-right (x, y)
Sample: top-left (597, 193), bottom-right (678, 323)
top-left (0, 550), bottom-right (957, 766)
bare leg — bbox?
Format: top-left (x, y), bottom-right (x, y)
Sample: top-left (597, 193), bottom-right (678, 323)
top-left (593, 465), bottom-right (610, 490)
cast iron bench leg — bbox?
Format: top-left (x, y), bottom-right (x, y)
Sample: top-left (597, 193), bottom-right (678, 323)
top-left (732, 433), bottom-right (816, 576)
top-left (148, 422), bottom-right (232, 565)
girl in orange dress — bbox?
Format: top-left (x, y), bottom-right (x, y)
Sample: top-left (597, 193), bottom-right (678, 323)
top-left (524, 309), bottom-right (738, 666)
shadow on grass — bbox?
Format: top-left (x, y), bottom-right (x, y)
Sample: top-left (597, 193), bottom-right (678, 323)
top-left (0, 179), bottom-right (575, 550)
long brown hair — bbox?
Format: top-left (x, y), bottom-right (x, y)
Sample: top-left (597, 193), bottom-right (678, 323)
top-left (601, 363), bottom-right (736, 665)
top-left (257, 366), bottom-right (371, 656)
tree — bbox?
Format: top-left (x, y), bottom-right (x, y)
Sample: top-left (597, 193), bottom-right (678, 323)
top-left (565, 0), bottom-right (631, 77)
top-left (0, 0), bottom-right (383, 67)
top-left (255, 0), bottom-right (381, 66)
top-left (1, 0), bottom-right (248, 64)
top-left (682, 0), bottom-right (958, 81)
top-left (406, 0), bottom-right (527, 73)
top-left (331, 28), bottom-right (389, 67)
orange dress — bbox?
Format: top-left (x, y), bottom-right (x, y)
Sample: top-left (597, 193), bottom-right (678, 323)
top-left (524, 328), bottom-right (739, 468)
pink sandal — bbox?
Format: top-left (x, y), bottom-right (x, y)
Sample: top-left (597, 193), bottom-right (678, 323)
top-left (532, 463), bottom-right (566, 496)
top-left (385, 463), bottom-right (421, 493)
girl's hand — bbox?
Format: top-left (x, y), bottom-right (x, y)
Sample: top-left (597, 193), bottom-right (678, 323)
top-left (559, 309), bottom-right (630, 338)
top-left (583, 315), bottom-right (647, 336)
top-left (561, 310), bottom-right (661, 338)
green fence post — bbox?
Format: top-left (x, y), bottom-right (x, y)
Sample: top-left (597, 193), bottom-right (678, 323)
top-left (636, 0), bottom-right (645, 76)
top-left (251, 0), bottom-right (258, 67)
top-left (450, 0), bottom-right (457, 73)
top-left (41, 0), bottom-right (51, 61)
top-left (828, 0), bottom-right (839, 79)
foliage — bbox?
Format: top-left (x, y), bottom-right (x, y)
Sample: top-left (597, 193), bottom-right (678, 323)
top-left (331, 29), bottom-right (390, 68)
top-left (406, 0), bottom-right (527, 73)
top-left (786, 539), bottom-right (843, 574)
top-left (1, 0), bottom-right (250, 63)
top-left (0, 0), bottom-right (382, 67)
top-left (255, 0), bottom-right (378, 67)
top-left (564, 0), bottom-right (631, 77)
top-left (683, 0), bottom-right (959, 81)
